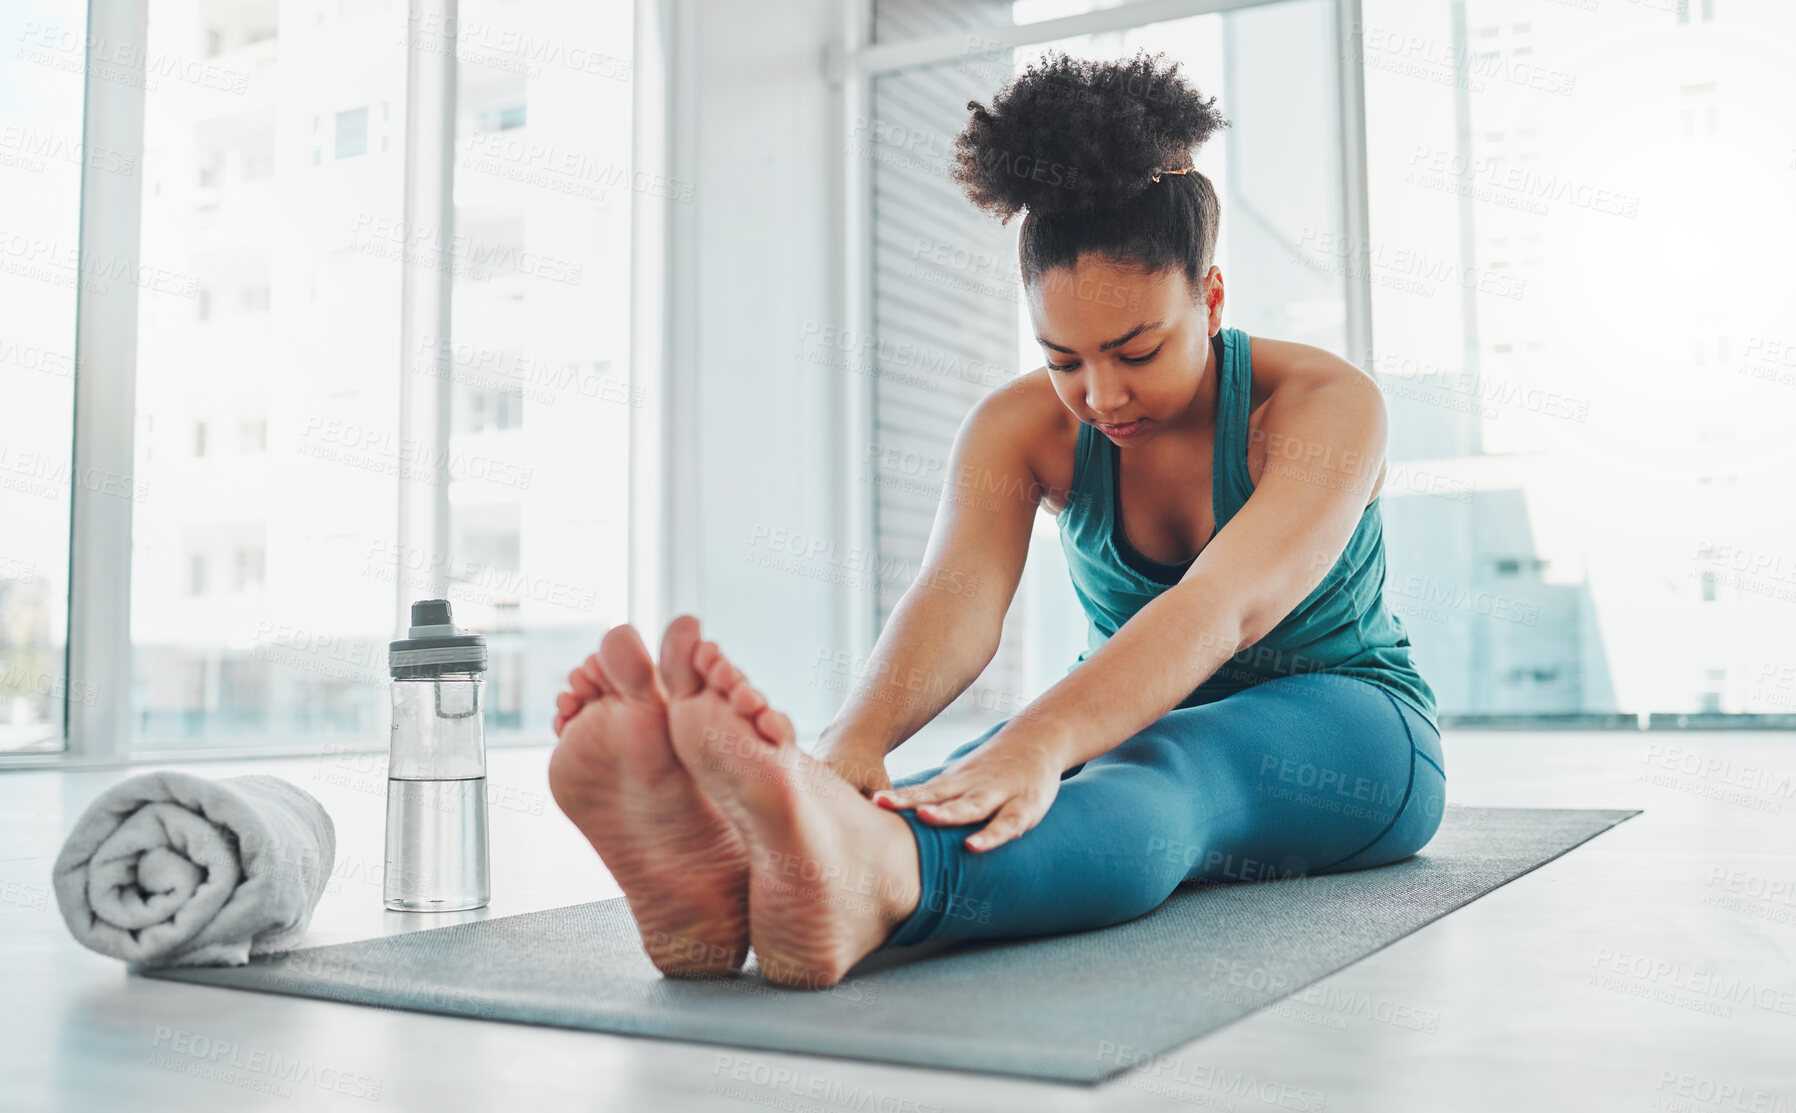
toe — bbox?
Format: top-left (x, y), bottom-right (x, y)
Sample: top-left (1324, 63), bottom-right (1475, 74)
top-left (706, 652), bottom-right (745, 695)
top-left (753, 706), bottom-right (796, 746)
top-left (579, 654), bottom-right (609, 692)
top-left (599, 623), bottom-right (662, 703)
top-left (568, 665), bottom-right (601, 701)
top-left (693, 639), bottom-right (720, 676)
top-left (728, 682), bottom-right (769, 720)
top-left (659, 615), bottom-right (705, 699)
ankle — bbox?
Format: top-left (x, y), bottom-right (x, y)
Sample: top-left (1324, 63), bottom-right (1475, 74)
top-left (871, 809), bottom-right (923, 927)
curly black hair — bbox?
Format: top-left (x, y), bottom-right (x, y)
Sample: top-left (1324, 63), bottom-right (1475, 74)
top-left (951, 48), bottom-right (1229, 294)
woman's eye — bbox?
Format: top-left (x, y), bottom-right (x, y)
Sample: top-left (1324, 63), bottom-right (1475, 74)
top-left (1047, 360), bottom-right (1079, 372)
top-left (1121, 346), bottom-right (1162, 365)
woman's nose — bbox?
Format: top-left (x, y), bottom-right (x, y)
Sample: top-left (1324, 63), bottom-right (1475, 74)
top-left (1085, 371), bottom-right (1130, 415)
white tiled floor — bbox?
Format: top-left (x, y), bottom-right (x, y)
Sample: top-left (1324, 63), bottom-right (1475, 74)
top-left (3, 727), bottom-right (1793, 1112)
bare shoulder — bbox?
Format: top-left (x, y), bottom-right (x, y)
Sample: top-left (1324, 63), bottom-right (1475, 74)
top-left (961, 366), bottom-right (1081, 515)
top-left (1240, 334), bottom-right (1375, 408)
top-left (1239, 334), bottom-right (1389, 505)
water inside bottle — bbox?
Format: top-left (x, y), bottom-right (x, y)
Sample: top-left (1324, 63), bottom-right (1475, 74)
top-left (384, 775), bottom-right (490, 911)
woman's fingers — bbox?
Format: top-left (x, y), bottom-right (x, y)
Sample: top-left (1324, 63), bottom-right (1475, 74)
top-left (876, 777), bottom-right (959, 811)
top-left (966, 799), bottom-right (1038, 852)
top-left (916, 789), bottom-right (1001, 826)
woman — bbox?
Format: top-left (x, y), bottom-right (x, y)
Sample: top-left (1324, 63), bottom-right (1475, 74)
top-left (545, 50), bottom-right (1445, 989)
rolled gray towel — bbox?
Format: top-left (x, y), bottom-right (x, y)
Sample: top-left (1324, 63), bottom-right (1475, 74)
top-left (52, 770), bottom-right (337, 969)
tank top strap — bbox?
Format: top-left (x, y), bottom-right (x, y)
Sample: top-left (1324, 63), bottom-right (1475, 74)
top-left (1211, 326), bottom-right (1255, 527)
top-left (1069, 413), bottom-right (1103, 509)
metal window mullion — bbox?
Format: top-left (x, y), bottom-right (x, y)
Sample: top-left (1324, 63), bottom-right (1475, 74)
top-left (1336, 0), bottom-right (1375, 364)
top-left (627, 0), bottom-right (671, 637)
top-left (396, 0), bottom-right (459, 628)
top-left (658, 0), bottom-right (702, 622)
top-left (839, 0), bottom-right (877, 663)
top-left (65, 0), bottom-right (151, 760)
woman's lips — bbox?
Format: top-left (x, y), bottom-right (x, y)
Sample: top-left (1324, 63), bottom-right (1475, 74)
top-left (1095, 418), bottom-right (1147, 437)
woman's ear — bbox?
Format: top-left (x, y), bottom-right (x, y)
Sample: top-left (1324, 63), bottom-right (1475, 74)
top-left (1203, 266), bottom-right (1225, 332)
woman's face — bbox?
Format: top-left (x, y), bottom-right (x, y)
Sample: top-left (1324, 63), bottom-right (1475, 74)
top-left (1027, 254), bottom-right (1224, 446)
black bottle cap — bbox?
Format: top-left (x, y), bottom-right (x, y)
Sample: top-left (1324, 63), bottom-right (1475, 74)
top-left (410, 599), bottom-right (453, 629)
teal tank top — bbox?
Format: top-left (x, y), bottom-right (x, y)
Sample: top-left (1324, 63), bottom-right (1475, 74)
top-left (1055, 326), bottom-right (1439, 732)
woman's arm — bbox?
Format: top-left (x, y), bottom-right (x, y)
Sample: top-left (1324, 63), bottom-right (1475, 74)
top-left (878, 351), bottom-right (1391, 848)
top-left (813, 383), bottom-right (1045, 793)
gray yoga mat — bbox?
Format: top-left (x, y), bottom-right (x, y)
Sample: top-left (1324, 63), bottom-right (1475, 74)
top-left (143, 806), bottom-right (1638, 1083)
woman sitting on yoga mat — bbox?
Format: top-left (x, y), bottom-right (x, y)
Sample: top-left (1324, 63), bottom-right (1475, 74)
top-left (546, 50), bottom-right (1446, 990)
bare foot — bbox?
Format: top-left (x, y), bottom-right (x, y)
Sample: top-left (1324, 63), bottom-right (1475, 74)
top-left (546, 620), bottom-right (750, 977)
top-left (661, 619), bottom-right (921, 989)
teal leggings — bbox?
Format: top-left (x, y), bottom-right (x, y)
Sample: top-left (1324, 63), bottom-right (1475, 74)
top-left (878, 671), bottom-right (1446, 949)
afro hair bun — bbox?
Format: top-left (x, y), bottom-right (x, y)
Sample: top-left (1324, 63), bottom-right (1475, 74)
top-left (952, 48), bottom-right (1228, 222)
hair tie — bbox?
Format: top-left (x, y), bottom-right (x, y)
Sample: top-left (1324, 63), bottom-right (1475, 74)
top-left (1150, 166), bottom-right (1195, 183)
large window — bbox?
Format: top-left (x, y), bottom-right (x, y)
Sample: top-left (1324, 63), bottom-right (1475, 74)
top-left (861, 0), bottom-right (1796, 724)
top-left (1360, 0), bottom-right (1796, 717)
top-left (4, 0), bottom-right (636, 757)
top-left (0, 0), bottom-right (86, 753)
top-left (131, 0), bottom-right (405, 748)
top-left (439, 0), bottom-right (633, 741)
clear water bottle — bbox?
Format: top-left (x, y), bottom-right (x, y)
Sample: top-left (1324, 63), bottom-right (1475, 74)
top-left (384, 599), bottom-right (490, 912)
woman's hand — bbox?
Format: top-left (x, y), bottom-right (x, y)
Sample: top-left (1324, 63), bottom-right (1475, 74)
top-left (812, 734), bottom-right (894, 798)
top-left (872, 732), bottom-right (1066, 852)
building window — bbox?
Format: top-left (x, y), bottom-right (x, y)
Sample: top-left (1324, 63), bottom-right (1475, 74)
top-left (477, 104), bottom-right (528, 130)
top-left (334, 108), bottom-right (368, 159)
top-left (467, 388), bottom-right (524, 433)
top-left (459, 530), bottom-right (522, 576)
top-left (241, 141), bottom-right (276, 181)
top-left (234, 547), bottom-right (266, 592)
top-left (1700, 668), bottom-right (1725, 712)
